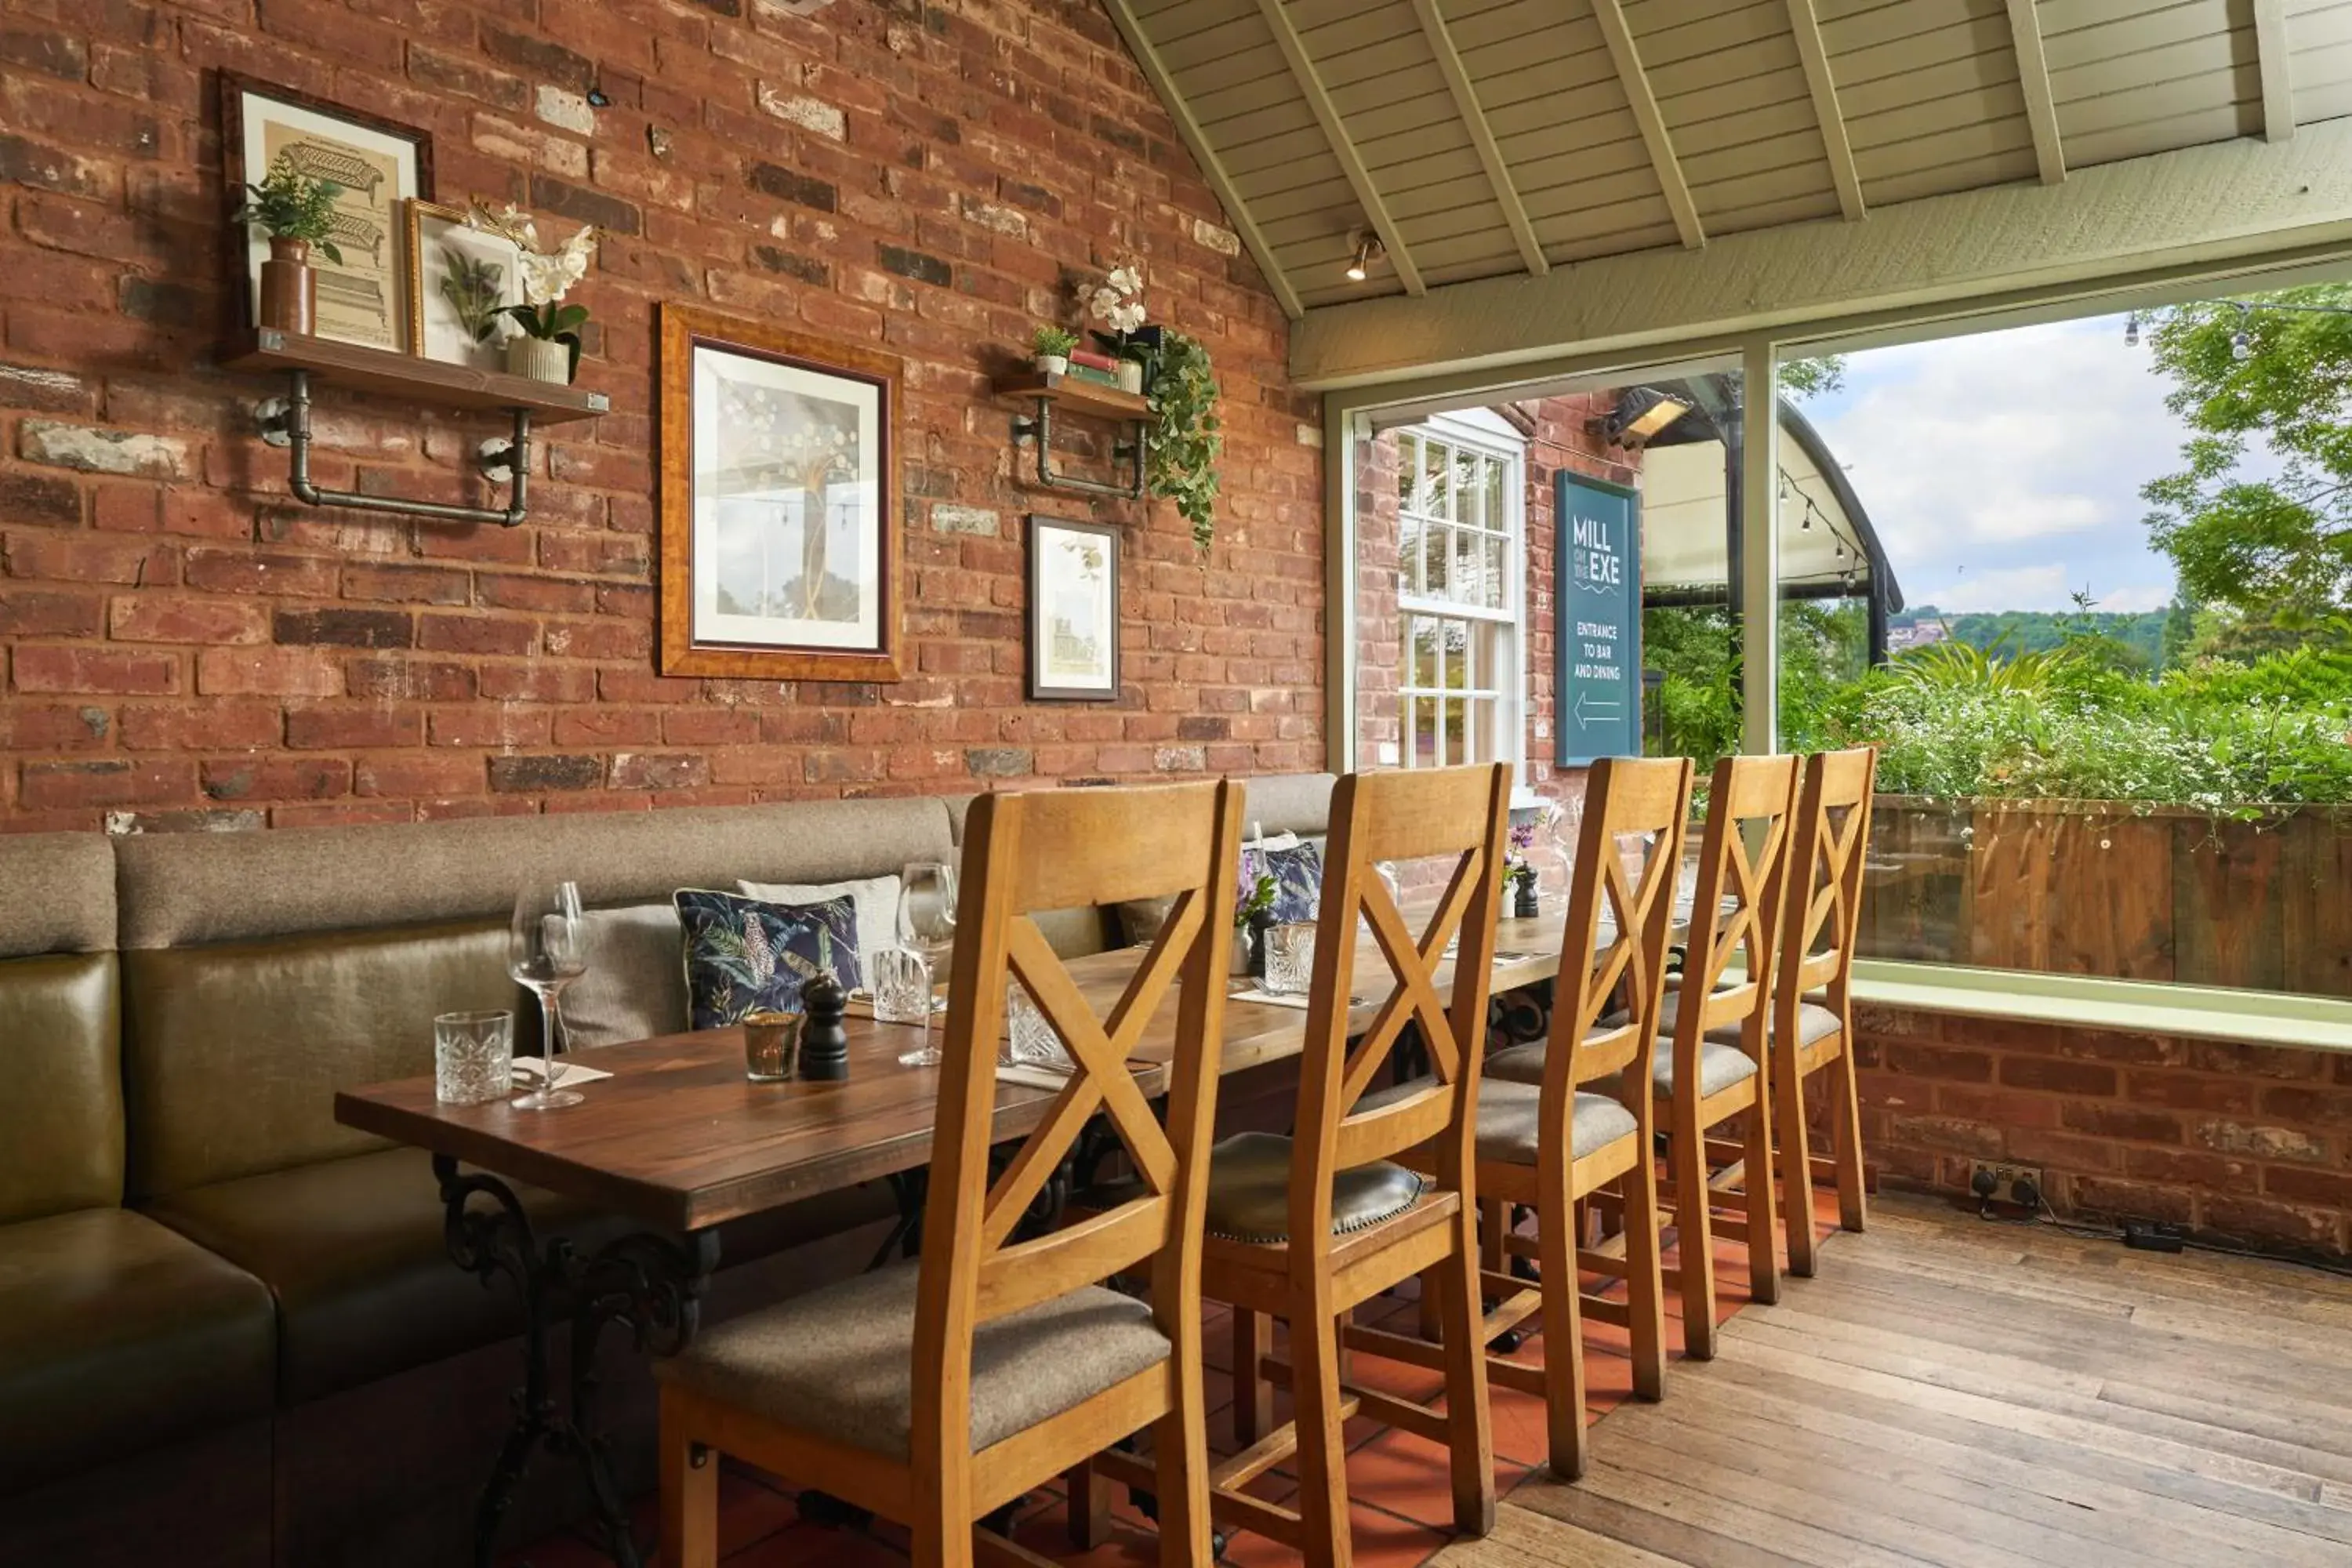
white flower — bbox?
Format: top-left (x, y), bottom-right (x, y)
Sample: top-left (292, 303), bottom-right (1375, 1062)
top-left (1088, 260), bottom-right (1146, 333)
top-left (517, 223), bottom-right (598, 305)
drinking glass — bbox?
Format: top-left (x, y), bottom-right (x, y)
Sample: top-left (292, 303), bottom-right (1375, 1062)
top-left (434, 1011), bottom-right (513, 1105)
top-left (1004, 981), bottom-right (1074, 1073)
top-left (1264, 922), bottom-right (1317, 996)
top-left (509, 880), bottom-right (587, 1109)
top-left (871, 947), bottom-right (935, 1027)
top-left (895, 862), bottom-right (957, 1068)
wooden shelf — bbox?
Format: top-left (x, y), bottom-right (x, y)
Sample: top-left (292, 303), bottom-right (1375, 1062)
top-left (993, 370), bottom-right (1149, 420)
top-left (220, 328), bottom-right (609, 424)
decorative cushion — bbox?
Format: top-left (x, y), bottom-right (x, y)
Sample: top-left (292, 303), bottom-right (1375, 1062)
top-left (654, 1263), bottom-right (1168, 1457)
top-left (1655, 1039), bottom-right (1761, 1099)
top-left (738, 873), bottom-right (903, 971)
top-left (1200, 1131), bottom-right (1423, 1244)
top-left (1253, 840), bottom-right (1323, 924)
top-left (673, 891), bottom-right (860, 1031)
top-left (564, 903), bottom-right (691, 1049)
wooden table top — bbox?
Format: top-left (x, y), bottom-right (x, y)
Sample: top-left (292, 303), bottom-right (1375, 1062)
top-left (335, 909), bottom-right (1571, 1234)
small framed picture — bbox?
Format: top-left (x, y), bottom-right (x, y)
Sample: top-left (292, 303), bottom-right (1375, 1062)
top-left (1026, 516), bottom-right (1121, 701)
top-left (658, 304), bottom-right (902, 682)
top-left (223, 74), bottom-right (432, 350)
top-left (402, 201), bottom-right (520, 368)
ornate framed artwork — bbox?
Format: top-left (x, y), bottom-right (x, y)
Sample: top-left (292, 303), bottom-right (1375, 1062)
top-left (401, 200), bottom-right (520, 368)
top-left (1025, 515), bottom-right (1121, 701)
top-left (223, 74), bottom-right (433, 350)
top-left (658, 304), bottom-right (902, 681)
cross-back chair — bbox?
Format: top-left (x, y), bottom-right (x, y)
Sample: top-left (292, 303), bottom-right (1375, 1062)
top-left (655, 780), bottom-right (1244, 1568)
top-left (1771, 746), bottom-right (1878, 1276)
top-left (1203, 764), bottom-right (1511, 1568)
top-left (1407, 756), bottom-right (1693, 1479)
top-left (1647, 753), bottom-right (1799, 1358)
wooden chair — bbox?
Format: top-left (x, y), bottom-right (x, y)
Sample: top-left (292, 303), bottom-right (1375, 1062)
top-left (1425, 756), bottom-right (1693, 1479)
top-left (655, 780), bottom-right (1245, 1568)
top-left (1207, 764), bottom-right (1512, 1568)
top-left (1647, 753), bottom-right (1799, 1359)
top-left (1772, 746), bottom-right (1878, 1276)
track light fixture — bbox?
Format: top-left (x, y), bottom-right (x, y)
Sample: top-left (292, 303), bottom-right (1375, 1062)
top-left (1345, 230), bottom-right (1383, 282)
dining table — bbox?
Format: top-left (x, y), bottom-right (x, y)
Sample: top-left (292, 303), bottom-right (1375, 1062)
top-left (332, 906), bottom-right (1577, 1567)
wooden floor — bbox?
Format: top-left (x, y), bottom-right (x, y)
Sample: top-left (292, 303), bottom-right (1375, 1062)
top-left (513, 1191), bottom-right (2352, 1566)
top-left (1441, 1192), bottom-right (2352, 1568)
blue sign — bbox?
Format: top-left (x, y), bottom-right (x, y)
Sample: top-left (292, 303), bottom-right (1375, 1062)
top-left (1555, 472), bottom-right (1642, 764)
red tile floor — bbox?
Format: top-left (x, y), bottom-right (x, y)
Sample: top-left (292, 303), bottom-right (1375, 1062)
top-left (510, 1193), bottom-right (1844, 1568)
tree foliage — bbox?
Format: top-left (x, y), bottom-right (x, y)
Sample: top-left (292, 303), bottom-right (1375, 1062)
top-left (2141, 285), bottom-right (2352, 628)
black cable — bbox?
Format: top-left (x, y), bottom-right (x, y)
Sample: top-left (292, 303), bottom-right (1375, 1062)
top-left (1969, 1189), bottom-right (2352, 1283)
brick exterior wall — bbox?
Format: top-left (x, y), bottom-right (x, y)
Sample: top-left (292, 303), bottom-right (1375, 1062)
top-left (0, 0), bottom-right (1321, 833)
top-left (1857, 1008), bottom-right (2352, 1256)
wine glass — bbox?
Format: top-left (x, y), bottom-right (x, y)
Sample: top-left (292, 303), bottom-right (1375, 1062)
top-left (895, 861), bottom-right (957, 1068)
top-left (509, 880), bottom-right (587, 1109)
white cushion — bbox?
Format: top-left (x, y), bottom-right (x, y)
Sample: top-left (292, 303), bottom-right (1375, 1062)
top-left (564, 902), bottom-right (690, 1049)
top-left (740, 873), bottom-right (903, 967)
top-left (1655, 1040), bottom-right (1760, 1099)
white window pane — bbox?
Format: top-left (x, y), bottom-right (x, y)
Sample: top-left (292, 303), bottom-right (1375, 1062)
top-left (1485, 457), bottom-right (1507, 534)
top-left (1414, 699), bottom-right (1438, 768)
top-left (1455, 528), bottom-right (1479, 606)
top-left (1425, 524), bottom-right (1451, 598)
top-left (1424, 440), bottom-right (1451, 521)
top-left (1415, 617), bottom-right (1439, 689)
top-left (1396, 435), bottom-right (1418, 511)
top-left (1483, 536), bottom-right (1507, 610)
top-left (1443, 700), bottom-right (1466, 766)
top-left (1399, 514), bottom-right (1421, 595)
top-left (1444, 620), bottom-right (1469, 689)
top-left (1458, 451), bottom-right (1483, 529)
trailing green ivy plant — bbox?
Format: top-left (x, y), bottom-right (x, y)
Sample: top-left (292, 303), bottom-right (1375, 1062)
top-left (1142, 329), bottom-right (1223, 553)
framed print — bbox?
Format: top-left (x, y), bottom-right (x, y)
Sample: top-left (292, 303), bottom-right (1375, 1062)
top-left (402, 200), bottom-right (521, 368)
top-left (1026, 516), bottom-right (1121, 701)
top-left (658, 304), bottom-right (902, 681)
top-left (224, 74), bottom-right (432, 350)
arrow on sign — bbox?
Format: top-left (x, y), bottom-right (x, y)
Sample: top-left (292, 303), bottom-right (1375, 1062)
top-left (1573, 691), bottom-right (1622, 729)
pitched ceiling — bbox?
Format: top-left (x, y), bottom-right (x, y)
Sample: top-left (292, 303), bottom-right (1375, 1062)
top-left (1105, 0), bottom-right (2352, 318)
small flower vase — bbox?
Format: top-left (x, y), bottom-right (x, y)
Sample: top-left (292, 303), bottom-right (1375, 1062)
top-left (257, 236), bottom-right (316, 335)
top-left (1116, 359), bottom-right (1145, 394)
top-left (1034, 354), bottom-right (1069, 376)
top-left (506, 335), bottom-right (571, 385)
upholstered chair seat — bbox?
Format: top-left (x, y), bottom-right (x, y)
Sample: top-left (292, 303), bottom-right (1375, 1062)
top-left (1357, 1079), bottom-right (1637, 1168)
top-left (657, 1264), bottom-right (1170, 1457)
top-left (1186, 1131), bottom-right (1427, 1245)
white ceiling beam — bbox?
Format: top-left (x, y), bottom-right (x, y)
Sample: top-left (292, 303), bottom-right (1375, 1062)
top-left (1589, 0), bottom-right (1704, 249)
top-left (2254, 0), bottom-right (2295, 143)
top-left (1254, 0), bottom-right (1426, 296)
top-left (1288, 118), bottom-right (2352, 388)
top-left (2005, 0), bottom-right (2067, 185)
top-left (1406, 0), bottom-right (1548, 276)
top-left (1102, 0), bottom-right (1305, 321)
top-left (1784, 0), bottom-right (1865, 221)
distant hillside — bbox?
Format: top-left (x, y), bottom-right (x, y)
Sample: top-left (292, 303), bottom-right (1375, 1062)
top-left (1892, 607), bottom-right (2172, 670)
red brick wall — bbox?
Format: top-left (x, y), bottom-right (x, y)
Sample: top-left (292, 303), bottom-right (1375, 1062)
top-left (1857, 1007), bottom-right (2352, 1256)
top-left (0, 0), bottom-right (1321, 833)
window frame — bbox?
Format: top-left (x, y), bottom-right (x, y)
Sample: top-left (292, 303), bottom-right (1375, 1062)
top-left (1391, 410), bottom-right (1527, 779)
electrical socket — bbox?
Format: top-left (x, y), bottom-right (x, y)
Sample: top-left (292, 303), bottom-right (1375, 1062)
top-left (1969, 1160), bottom-right (2045, 1207)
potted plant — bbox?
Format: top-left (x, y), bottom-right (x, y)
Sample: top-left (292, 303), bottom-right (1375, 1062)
top-left (1031, 325), bottom-right (1078, 376)
top-left (233, 153), bottom-right (343, 335)
top-left (1087, 262), bottom-right (1149, 393)
top-left (1140, 328), bottom-right (1222, 553)
top-left (471, 204), bottom-right (598, 384)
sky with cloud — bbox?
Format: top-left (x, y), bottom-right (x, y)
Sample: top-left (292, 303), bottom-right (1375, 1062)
top-left (1802, 314), bottom-right (2202, 615)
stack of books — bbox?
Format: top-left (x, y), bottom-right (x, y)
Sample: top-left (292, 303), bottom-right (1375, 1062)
top-left (1064, 347), bottom-right (1127, 390)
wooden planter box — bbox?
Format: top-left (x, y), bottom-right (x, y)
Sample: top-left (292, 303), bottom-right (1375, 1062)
top-left (1860, 796), bottom-right (2352, 999)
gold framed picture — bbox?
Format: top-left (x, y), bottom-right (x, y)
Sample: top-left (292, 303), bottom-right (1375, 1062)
top-left (657, 304), bottom-right (903, 682)
top-left (401, 200), bottom-right (521, 369)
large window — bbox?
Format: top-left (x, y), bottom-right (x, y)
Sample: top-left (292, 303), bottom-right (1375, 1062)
top-left (1394, 415), bottom-right (1523, 772)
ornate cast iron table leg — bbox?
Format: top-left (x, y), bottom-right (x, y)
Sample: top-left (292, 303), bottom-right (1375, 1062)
top-left (435, 1154), bottom-right (720, 1568)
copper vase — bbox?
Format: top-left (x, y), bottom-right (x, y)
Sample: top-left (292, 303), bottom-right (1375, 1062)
top-left (258, 236), bottom-right (315, 335)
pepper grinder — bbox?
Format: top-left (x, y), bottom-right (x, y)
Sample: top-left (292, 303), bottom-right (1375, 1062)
top-left (798, 972), bottom-right (850, 1081)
